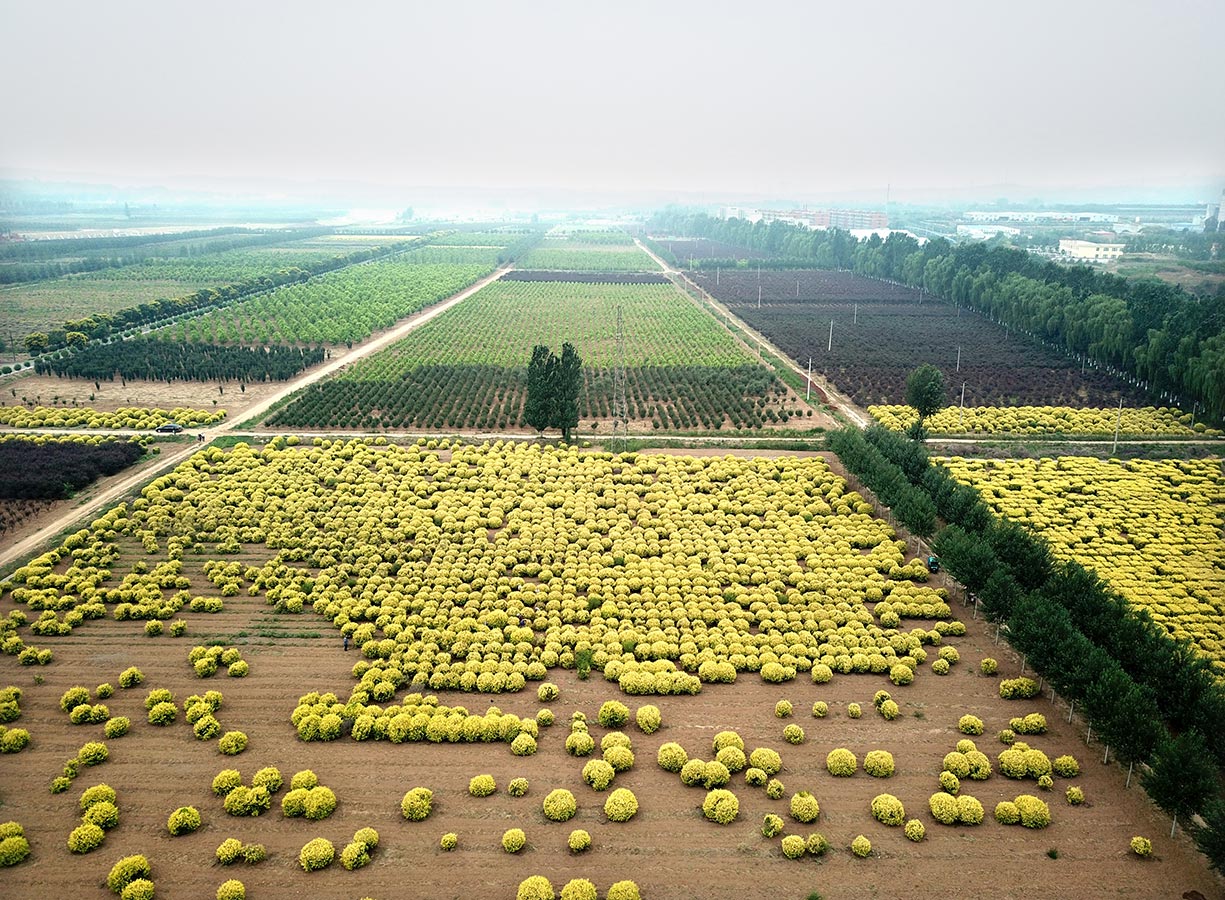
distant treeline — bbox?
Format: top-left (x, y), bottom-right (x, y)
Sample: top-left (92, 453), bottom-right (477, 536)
top-left (34, 340), bottom-right (325, 384)
top-left (651, 211), bottom-right (1225, 423)
top-left (0, 227), bottom-right (332, 284)
top-left (0, 438), bottom-right (144, 500)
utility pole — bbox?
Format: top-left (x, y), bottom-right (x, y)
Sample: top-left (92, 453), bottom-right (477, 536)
top-left (612, 305), bottom-right (627, 454)
top-left (806, 358), bottom-right (812, 401)
top-left (758, 286), bottom-right (761, 309)
top-left (1111, 397), bottom-right (1123, 455)
top-left (827, 319), bottom-right (833, 352)
top-left (959, 381), bottom-right (966, 430)
top-left (956, 345), bottom-right (961, 373)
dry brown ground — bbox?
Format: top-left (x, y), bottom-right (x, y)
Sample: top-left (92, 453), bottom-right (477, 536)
top-left (1, 540), bottom-right (1220, 900)
top-left (0, 372), bottom-right (285, 417)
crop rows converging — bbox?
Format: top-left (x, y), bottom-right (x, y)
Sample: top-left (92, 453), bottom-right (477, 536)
top-left (518, 239), bottom-right (659, 273)
top-left (9, 440), bottom-right (958, 696)
top-left (694, 270), bottom-right (1152, 409)
top-left (267, 281), bottom-right (807, 431)
top-left (938, 456), bottom-right (1225, 673)
top-left (869, 405), bottom-right (1218, 437)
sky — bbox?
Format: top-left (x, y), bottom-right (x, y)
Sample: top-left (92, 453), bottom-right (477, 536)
top-left (2, 0), bottom-right (1222, 205)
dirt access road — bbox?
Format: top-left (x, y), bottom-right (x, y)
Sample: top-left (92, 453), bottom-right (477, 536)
top-left (0, 266), bottom-right (510, 572)
top-left (635, 238), bottom-right (871, 429)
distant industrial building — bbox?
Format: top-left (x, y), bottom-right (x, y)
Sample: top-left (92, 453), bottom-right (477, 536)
top-left (1058, 238), bottom-right (1125, 262)
top-left (719, 207), bottom-right (888, 230)
top-left (957, 224), bottom-right (1022, 240)
top-left (965, 210), bottom-right (1118, 224)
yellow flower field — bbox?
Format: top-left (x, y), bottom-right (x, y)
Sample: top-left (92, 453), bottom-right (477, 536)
top-left (11, 439), bottom-right (955, 693)
top-left (871, 405), bottom-right (1218, 437)
top-left (0, 405), bottom-right (225, 430)
top-left (938, 456), bottom-right (1225, 672)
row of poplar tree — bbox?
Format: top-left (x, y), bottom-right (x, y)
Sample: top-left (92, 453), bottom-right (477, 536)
top-left (524, 343), bottom-right (581, 442)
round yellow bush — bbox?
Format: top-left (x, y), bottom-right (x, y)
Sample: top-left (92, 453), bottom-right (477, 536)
top-left (783, 723), bottom-right (804, 745)
top-left (712, 730), bottom-right (744, 753)
top-left (775, 699), bottom-right (793, 718)
top-left (781, 834), bottom-right (806, 859)
top-left (958, 714), bottom-right (984, 736)
top-left (870, 793), bottom-right (905, 826)
top-left (864, 749), bottom-right (894, 778)
top-left (561, 878), bottom-right (597, 900)
top-left (1066, 786), bottom-right (1085, 805)
top-left (583, 759), bottom-right (616, 791)
top-left (440, 832), bottom-right (458, 851)
top-left (657, 742), bottom-right (688, 772)
top-left (107, 854), bottom-right (151, 894)
top-left (298, 837), bottom-right (334, 871)
top-left (702, 789), bottom-right (739, 824)
top-left (847, 702), bottom-right (862, 718)
top-left (400, 787), bottom-right (433, 821)
top-left (1014, 794), bottom-right (1051, 828)
top-left (789, 791), bottom-right (820, 823)
top-left (635, 705), bottom-right (661, 734)
top-left (812, 700), bottom-right (828, 717)
top-left (216, 878), bottom-right (245, 900)
top-left (1130, 835), bottom-right (1152, 857)
top-left (469, 774), bottom-right (497, 797)
top-left (502, 828), bottom-right (527, 853)
top-left (826, 748), bottom-right (857, 776)
top-left (517, 875), bottom-right (554, 900)
top-left (543, 788), bottom-right (577, 822)
top-left (761, 813), bottom-right (784, 837)
top-left (749, 747), bottom-right (782, 776)
top-left (216, 838), bottom-right (244, 865)
top-left (604, 788), bottom-right (638, 822)
top-left (904, 818), bottom-right (925, 842)
top-left (567, 829), bottom-right (591, 852)
top-left (606, 881), bottom-right (641, 900)
top-left (167, 806), bottom-right (201, 836)
top-left (851, 834), bottom-right (872, 858)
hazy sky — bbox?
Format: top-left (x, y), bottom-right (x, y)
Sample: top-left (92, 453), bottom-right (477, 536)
top-left (2, 0), bottom-right (1222, 202)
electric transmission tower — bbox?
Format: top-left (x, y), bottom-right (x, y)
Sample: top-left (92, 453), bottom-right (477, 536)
top-left (612, 304), bottom-right (627, 454)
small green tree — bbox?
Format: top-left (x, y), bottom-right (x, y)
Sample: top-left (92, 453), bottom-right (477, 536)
top-left (1192, 797), bottom-right (1225, 876)
top-left (1141, 729), bottom-right (1217, 837)
top-left (905, 364), bottom-right (946, 438)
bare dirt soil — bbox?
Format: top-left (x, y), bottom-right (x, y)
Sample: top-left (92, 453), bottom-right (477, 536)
top-left (1, 539), bottom-right (1220, 900)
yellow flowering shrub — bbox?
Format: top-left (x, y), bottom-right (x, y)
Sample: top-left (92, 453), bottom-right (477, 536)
top-left (469, 774), bottom-right (497, 797)
top-left (657, 742), bottom-right (688, 773)
top-left (761, 814), bottom-right (784, 837)
top-left (400, 787), bottom-right (433, 821)
top-left (702, 789), bottom-right (740, 824)
top-left (870, 794), bottom-right (905, 826)
top-left (604, 788), bottom-right (638, 822)
top-left (543, 789), bottom-right (577, 822)
top-left (298, 837), bottom-right (334, 871)
top-left (826, 748), bottom-right (857, 777)
top-left (567, 829), bottom-right (591, 853)
top-left (517, 876), bottom-right (554, 900)
top-left (780, 835), bottom-right (806, 859)
top-left (502, 828), bottom-right (527, 853)
top-left (789, 791), bottom-right (820, 823)
top-left (1130, 836), bottom-right (1153, 857)
top-left (904, 819), bottom-right (925, 842)
top-left (561, 878), bottom-right (597, 900)
top-left (851, 834), bottom-right (872, 858)
top-left (864, 750), bottom-right (895, 778)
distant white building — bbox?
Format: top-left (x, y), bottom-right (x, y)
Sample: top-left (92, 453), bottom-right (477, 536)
top-left (965, 210), bottom-right (1118, 224)
top-left (1058, 238), bottom-right (1125, 261)
top-left (957, 224), bottom-right (1022, 239)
